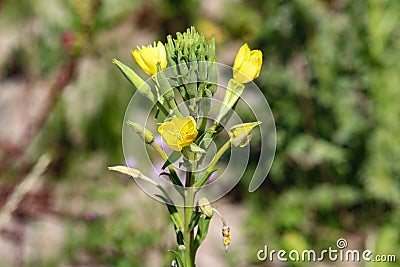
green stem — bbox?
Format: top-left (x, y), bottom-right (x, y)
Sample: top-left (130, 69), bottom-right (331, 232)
top-left (206, 140), bottom-right (231, 173)
top-left (193, 140), bottom-right (231, 188)
top-left (155, 100), bottom-right (169, 117)
top-left (184, 186), bottom-right (195, 266)
top-left (197, 116), bottom-right (208, 138)
top-left (183, 151), bottom-right (197, 266)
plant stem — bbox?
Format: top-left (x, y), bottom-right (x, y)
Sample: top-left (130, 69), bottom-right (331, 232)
top-left (206, 140), bottom-right (231, 173)
top-left (193, 140), bottom-right (231, 188)
top-left (155, 100), bottom-right (169, 117)
top-left (183, 151), bottom-right (196, 266)
top-left (184, 185), bottom-right (195, 266)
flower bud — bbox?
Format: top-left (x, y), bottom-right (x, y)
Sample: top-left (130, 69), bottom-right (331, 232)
top-left (198, 198), bottom-right (213, 218)
top-left (156, 64), bottom-right (174, 101)
top-left (228, 122), bottom-right (261, 147)
top-left (132, 41), bottom-right (167, 76)
top-left (127, 121), bottom-right (155, 144)
top-left (208, 36), bottom-right (216, 59)
top-left (233, 43), bottom-right (262, 84)
top-left (207, 61), bottom-right (218, 94)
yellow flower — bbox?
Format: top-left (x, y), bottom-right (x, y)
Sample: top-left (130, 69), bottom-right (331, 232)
top-left (158, 116), bottom-right (198, 151)
top-left (233, 43), bottom-right (262, 84)
top-left (228, 121), bottom-right (261, 147)
top-left (132, 41), bottom-right (167, 76)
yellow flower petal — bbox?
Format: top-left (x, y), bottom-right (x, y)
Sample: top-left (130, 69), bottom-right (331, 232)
top-left (250, 50), bottom-right (262, 78)
top-left (158, 116), bottom-right (198, 151)
top-left (233, 43), bottom-right (263, 84)
top-left (233, 43), bottom-right (250, 70)
top-left (132, 41), bottom-right (167, 76)
top-left (157, 41), bottom-right (167, 70)
top-left (132, 50), bottom-right (151, 75)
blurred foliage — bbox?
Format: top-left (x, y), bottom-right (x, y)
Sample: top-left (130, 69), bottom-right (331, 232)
top-left (235, 0), bottom-right (400, 265)
top-left (1, 0), bottom-right (400, 266)
top-left (66, 208), bottom-right (165, 267)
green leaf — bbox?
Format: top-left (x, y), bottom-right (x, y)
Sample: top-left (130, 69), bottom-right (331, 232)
top-left (188, 208), bottom-right (202, 231)
top-left (169, 250), bottom-right (184, 267)
top-left (159, 172), bottom-right (184, 188)
top-left (194, 215), bottom-right (211, 252)
top-left (189, 143), bottom-right (206, 154)
top-left (175, 225), bottom-right (185, 247)
top-left (154, 194), bottom-right (184, 230)
top-left (162, 151), bottom-right (182, 170)
top-left (194, 169), bottom-right (218, 187)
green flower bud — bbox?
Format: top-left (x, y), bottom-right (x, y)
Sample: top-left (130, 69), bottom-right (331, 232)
top-left (189, 50), bottom-right (197, 68)
top-left (208, 36), bottom-right (215, 60)
top-left (113, 59), bottom-right (155, 102)
top-left (156, 64), bottom-right (174, 100)
top-left (207, 61), bottom-right (218, 94)
top-left (186, 68), bottom-right (197, 98)
top-left (198, 52), bottom-right (207, 81)
top-left (127, 121), bottom-right (155, 144)
top-left (177, 52), bottom-right (189, 76)
top-left (198, 198), bottom-right (213, 218)
top-left (228, 121), bottom-right (261, 147)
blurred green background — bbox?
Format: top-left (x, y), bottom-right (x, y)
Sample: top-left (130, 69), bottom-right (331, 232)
top-left (0, 0), bottom-right (399, 266)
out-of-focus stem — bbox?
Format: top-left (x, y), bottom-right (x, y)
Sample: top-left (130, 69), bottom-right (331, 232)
top-left (0, 154), bottom-right (50, 229)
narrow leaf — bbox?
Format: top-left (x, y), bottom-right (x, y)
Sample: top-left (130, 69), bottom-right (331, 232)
top-left (194, 169), bottom-right (218, 187)
top-left (194, 215), bottom-right (211, 251)
top-left (112, 59), bottom-right (155, 102)
top-left (159, 172), bottom-right (184, 188)
top-left (162, 151), bottom-right (182, 170)
top-left (169, 250), bottom-right (184, 267)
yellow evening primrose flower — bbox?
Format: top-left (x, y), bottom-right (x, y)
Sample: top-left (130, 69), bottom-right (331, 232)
top-left (132, 41), bottom-right (167, 76)
top-left (228, 121), bottom-right (261, 147)
top-left (158, 116), bottom-right (198, 151)
top-left (233, 43), bottom-right (262, 84)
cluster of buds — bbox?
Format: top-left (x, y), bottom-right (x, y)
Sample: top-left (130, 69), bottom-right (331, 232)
top-left (165, 27), bottom-right (218, 106)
